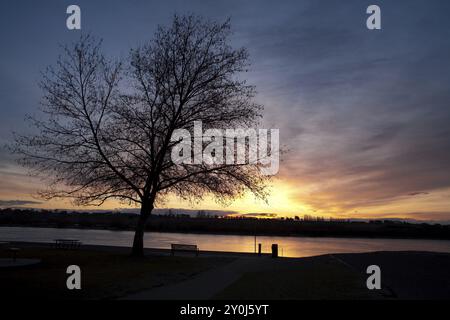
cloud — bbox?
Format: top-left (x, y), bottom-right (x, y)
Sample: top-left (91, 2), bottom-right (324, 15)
top-left (235, 213), bottom-right (278, 218)
top-left (408, 192), bottom-right (430, 197)
top-left (0, 199), bottom-right (42, 207)
top-left (254, 1), bottom-right (450, 216)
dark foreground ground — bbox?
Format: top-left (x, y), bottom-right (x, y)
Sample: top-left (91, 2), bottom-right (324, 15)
top-left (0, 242), bottom-right (449, 300)
top-left (215, 251), bottom-right (450, 300)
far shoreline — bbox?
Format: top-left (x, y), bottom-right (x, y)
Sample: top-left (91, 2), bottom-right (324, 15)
top-left (2, 224), bottom-right (450, 242)
top-left (2, 208), bottom-right (450, 241)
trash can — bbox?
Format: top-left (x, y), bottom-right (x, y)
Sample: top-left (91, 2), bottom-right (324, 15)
top-left (271, 244), bottom-right (278, 258)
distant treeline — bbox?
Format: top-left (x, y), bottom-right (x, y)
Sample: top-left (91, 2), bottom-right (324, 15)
top-left (1, 208), bottom-right (450, 240)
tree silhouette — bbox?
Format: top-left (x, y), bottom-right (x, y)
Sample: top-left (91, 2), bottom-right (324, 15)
top-left (14, 15), bottom-right (270, 256)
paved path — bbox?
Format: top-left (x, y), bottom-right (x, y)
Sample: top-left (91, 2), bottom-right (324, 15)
top-left (122, 256), bottom-right (272, 300)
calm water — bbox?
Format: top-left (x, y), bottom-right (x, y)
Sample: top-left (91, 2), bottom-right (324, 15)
top-left (1, 226), bottom-right (450, 257)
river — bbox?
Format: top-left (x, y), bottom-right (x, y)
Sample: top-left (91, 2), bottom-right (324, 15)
top-left (1, 226), bottom-right (450, 257)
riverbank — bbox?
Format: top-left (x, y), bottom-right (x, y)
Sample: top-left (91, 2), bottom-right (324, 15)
top-left (2, 226), bottom-right (450, 257)
top-left (1, 242), bottom-right (449, 299)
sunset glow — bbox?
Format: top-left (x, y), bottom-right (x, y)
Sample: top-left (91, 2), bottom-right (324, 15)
top-left (1, 1), bottom-right (450, 224)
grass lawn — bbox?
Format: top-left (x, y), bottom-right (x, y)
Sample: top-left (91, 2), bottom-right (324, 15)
top-left (0, 245), bottom-right (234, 299)
top-left (214, 255), bottom-right (390, 300)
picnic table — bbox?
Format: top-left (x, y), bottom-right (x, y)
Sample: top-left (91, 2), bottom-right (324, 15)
top-left (54, 239), bottom-right (82, 250)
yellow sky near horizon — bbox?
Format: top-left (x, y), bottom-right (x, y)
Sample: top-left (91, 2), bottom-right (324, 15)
top-left (2, 168), bottom-right (450, 222)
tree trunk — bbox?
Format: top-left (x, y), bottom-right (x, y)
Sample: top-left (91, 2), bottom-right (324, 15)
top-left (131, 202), bottom-right (152, 257)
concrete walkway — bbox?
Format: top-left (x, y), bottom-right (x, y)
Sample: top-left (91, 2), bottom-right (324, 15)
top-left (122, 256), bottom-right (271, 300)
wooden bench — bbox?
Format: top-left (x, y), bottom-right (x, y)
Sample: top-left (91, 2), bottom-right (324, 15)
top-left (171, 244), bottom-right (199, 256)
top-left (54, 239), bottom-right (82, 250)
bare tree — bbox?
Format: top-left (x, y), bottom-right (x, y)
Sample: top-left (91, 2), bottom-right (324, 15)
top-left (13, 15), bottom-right (269, 256)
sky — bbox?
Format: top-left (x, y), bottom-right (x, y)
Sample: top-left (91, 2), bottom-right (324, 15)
top-left (1, 0), bottom-right (450, 222)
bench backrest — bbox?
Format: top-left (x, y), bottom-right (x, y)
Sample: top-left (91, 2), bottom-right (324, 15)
top-left (171, 244), bottom-right (198, 251)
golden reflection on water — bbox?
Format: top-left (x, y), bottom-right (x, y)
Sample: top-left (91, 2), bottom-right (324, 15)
top-left (2, 226), bottom-right (450, 257)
